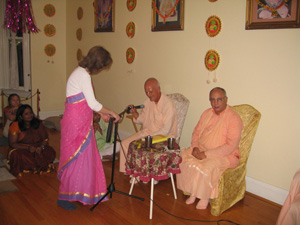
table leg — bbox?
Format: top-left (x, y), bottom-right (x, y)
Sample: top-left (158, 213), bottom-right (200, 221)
top-left (149, 178), bottom-right (154, 219)
top-left (169, 173), bottom-right (177, 199)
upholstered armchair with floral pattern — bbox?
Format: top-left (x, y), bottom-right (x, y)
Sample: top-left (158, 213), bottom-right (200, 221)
top-left (210, 104), bottom-right (261, 216)
top-left (166, 93), bottom-right (190, 144)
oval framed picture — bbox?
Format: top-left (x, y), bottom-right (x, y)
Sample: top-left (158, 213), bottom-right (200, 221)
top-left (127, 0), bottom-right (137, 11)
top-left (76, 28), bottom-right (82, 41)
top-left (44, 24), bottom-right (56, 37)
top-left (77, 49), bottom-right (83, 61)
top-left (205, 50), bottom-right (220, 71)
top-left (44, 44), bottom-right (56, 57)
top-left (126, 21), bottom-right (135, 38)
top-left (77, 7), bottom-right (83, 20)
top-left (44, 4), bottom-right (56, 17)
top-left (205, 15), bottom-right (222, 37)
top-left (126, 47), bottom-right (135, 64)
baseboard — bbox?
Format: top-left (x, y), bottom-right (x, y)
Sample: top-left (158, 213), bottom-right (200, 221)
top-left (246, 176), bottom-right (288, 205)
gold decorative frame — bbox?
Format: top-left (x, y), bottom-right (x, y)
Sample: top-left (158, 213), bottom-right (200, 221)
top-left (126, 48), bottom-right (135, 64)
top-left (246, 0), bottom-right (300, 29)
top-left (94, 0), bottom-right (115, 32)
top-left (205, 50), bottom-right (220, 71)
top-left (205, 15), bottom-right (222, 37)
top-left (152, 0), bottom-right (184, 31)
top-left (126, 21), bottom-right (135, 38)
top-left (127, 0), bottom-right (137, 11)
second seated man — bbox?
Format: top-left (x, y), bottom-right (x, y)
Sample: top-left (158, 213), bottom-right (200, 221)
top-left (119, 77), bottom-right (177, 174)
top-left (176, 87), bottom-right (243, 210)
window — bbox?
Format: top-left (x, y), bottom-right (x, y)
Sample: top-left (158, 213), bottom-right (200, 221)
top-left (0, 0), bottom-right (31, 92)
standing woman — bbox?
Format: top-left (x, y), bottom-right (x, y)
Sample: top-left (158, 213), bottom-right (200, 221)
top-left (57, 46), bottom-right (120, 210)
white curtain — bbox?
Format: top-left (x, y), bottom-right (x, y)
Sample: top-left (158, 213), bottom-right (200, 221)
top-left (9, 32), bottom-right (19, 89)
top-left (0, 0), bottom-right (9, 89)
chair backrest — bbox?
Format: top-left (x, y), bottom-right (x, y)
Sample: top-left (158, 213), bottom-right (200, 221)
top-left (230, 104), bottom-right (261, 164)
top-left (166, 93), bottom-right (190, 144)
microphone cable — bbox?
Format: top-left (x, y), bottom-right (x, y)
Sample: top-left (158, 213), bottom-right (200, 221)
top-left (116, 132), bottom-right (240, 225)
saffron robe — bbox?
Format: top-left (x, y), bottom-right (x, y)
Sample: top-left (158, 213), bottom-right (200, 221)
top-left (176, 106), bottom-right (243, 199)
top-left (120, 94), bottom-right (177, 173)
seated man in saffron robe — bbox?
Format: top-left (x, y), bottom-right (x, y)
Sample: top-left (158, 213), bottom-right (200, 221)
top-left (119, 77), bottom-right (177, 174)
top-left (176, 87), bottom-right (243, 210)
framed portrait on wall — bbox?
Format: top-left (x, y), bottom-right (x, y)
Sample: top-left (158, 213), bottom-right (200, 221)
top-left (246, 0), bottom-right (300, 29)
top-left (94, 0), bottom-right (115, 32)
top-left (152, 0), bottom-right (184, 31)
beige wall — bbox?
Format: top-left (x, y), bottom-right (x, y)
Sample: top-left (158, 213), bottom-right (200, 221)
top-left (31, 0), bottom-right (67, 113)
top-left (31, 0), bottom-right (300, 192)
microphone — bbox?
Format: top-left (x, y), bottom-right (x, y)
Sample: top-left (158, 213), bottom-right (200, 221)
top-left (106, 117), bottom-right (115, 143)
top-left (126, 104), bottom-right (144, 114)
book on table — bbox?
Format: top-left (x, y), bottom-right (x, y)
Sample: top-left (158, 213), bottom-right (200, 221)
top-left (142, 134), bottom-right (169, 144)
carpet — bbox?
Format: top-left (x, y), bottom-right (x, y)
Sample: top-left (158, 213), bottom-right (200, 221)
top-left (0, 167), bottom-right (15, 182)
top-left (0, 167), bottom-right (18, 194)
top-left (0, 181), bottom-right (18, 194)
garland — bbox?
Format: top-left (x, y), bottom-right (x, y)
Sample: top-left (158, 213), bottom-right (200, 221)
top-left (152, 0), bottom-right (179, 23)
top-left (4, 0), bottom-right (39, 33)
top-left (256, 0), bottom-right (290, 17)
top-left (94, 0), bottom-right (113, 22)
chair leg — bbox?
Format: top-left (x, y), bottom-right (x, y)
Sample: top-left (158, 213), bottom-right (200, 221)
top-left (129, 178), bottom-right (135, 195)
top-left (169, 173), bottom-right (177, 199)
top-left (149, 178), bottom-right (154, 220)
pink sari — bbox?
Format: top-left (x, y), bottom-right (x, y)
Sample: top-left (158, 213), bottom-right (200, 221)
top-left (58, 93), bottom-right (108, 205)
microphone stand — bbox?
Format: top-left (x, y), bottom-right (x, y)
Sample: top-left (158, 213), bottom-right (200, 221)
top-left (90, 114), bottom-right (144, 211)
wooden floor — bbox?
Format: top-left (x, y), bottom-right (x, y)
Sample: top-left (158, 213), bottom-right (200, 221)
top-left (0, 155), bottom-right (281, 225)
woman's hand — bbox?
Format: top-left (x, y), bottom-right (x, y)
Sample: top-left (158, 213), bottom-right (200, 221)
top-left (192, 147), bottom-right (206, 160)
top-left (99, 113), bottom-right (110, 122)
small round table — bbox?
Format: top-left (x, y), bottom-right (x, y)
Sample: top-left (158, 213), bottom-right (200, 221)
top-left (125, 139), bottom-right (182, 219)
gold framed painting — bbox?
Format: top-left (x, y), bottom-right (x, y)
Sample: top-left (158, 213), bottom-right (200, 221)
top-left (152, 0), bottom-right (184, 31)
top-left (94, 0), bottom-right (115, 32)
top-left (246, 0), bottom-right (300, 29)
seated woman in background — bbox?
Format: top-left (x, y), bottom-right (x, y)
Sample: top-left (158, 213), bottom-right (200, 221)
top-left (3, 94), bottom-right (21, 138)
top-left (8, 104), bottom-right (56, 177)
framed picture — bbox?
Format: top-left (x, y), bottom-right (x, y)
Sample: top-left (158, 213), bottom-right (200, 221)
top-left (152, 0), bottom-right (184, 31)
top-left (246, 0), bottom-right (300, 30)
top-left (94, 0), bottom-right (115, 32)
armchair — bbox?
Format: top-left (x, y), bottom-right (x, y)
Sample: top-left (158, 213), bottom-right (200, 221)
top-left (166, 93), bottom-right (190, 144)
top-left (210, 104), bottom-right (261, 216)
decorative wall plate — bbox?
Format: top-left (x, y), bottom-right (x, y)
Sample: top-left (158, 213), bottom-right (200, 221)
top-left (205, 50), bottom-right (220, 71)
top-left (44, 4), bottom-right (56, 17)
top-left (44, 44), bottom-right (56, 57)
top-left (126, 22), bottom-right (135, 38)
top-left (127, 0), bottom-right (137, 11)
top-left (205, 15), bottom-right (222, 37)
top-left (44, 24), bottom-right (56, 37)
top-left (77, 7), bottom-right (83, 20)
top-left (77, 49), bottom-right (83, 61)
top-left (126, 47), bottom-right (135, 64)
top-left (76, 28), bottom-right (82, 41)
top-left (208, 0), bottom-right (218, 2)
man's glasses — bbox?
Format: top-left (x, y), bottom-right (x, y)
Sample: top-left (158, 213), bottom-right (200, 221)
top-left (209, 97), bottom-right (226, 103)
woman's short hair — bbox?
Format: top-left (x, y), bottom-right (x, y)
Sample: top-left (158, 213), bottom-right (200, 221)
top-left (16, 104), bottom-right (40, 131)
top-left (78, 46), bottom-right (113, 74)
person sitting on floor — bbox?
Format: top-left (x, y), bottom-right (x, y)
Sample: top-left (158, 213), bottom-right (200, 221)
top-left (119, 78), bottom-right (177, 175)
top-left (3, 94), bottom-right (21, 138)
top-left (8, 104), bottom-right (56, 177)
top-left (176, 87), bottom-right (243, 210)
top-left (93, 112), bottom-right (120, 161)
